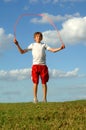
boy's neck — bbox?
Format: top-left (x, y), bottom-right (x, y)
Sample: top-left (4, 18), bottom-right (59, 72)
top-left (35, 41), bottom-right (41, 43)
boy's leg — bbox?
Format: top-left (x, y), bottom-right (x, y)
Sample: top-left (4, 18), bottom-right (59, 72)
top-left (40, 65), bottom-right (49, 102)
top-left (33, 83), bottom-right (38, 103)
top-left (42, 83), bottom-right (47, 102)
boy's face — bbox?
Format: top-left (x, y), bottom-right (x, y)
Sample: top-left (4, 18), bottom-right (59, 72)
top-left (34, 34), bottom-right (42, 43)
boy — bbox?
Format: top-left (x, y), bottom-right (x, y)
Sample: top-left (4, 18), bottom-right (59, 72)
top-left (13, 32), bottom-right (65, 103)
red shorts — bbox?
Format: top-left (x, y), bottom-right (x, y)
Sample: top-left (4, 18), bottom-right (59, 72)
top-left (31, 65), bottom-right (49, 84)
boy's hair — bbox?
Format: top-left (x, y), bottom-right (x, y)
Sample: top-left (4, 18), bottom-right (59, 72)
top-left (34, 32), bottom-right (43, 40)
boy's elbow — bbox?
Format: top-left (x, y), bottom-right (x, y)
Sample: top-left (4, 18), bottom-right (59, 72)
top-left (52, 50), bottom-right (55, 53)
top-left (21, 52), bottom-right (24, 54)
top-left (49, 48), bottom-right (57, 53)
top-left (20, 49), bottom-right (27, 54)
top-left (50, 49), bottom-right (56, 53)
top-left (20, 50), bottom-right (24, 54)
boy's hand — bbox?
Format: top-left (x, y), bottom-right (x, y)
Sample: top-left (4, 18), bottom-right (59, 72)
top-left (13, 38), bottom-right (18, 46)
top-left (61, 44), bottom-right (65, 50)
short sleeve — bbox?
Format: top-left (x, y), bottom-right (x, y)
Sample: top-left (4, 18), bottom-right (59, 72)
top-left (27, 43), bottom-right (33, 51)
top-left (44, 44), bottom-right (51, 50)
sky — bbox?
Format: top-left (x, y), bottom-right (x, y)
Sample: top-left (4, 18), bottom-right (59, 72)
top-left (0, 0), bottom-right (86, 103)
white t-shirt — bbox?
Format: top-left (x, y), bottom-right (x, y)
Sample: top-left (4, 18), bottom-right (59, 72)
top-left (27, 42), bottom-right (51, 65)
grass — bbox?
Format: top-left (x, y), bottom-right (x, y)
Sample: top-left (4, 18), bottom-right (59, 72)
top-left (0, 100), bottom-right (86, 130)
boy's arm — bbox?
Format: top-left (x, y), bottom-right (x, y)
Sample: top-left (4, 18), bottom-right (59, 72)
top-left (48, 44), bottom-right (65, 53)
top-left (13, 38), bottom-right (28, 54)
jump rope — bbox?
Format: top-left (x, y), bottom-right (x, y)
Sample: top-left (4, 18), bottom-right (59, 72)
top-left (14, 13), bottom-right (64, 45)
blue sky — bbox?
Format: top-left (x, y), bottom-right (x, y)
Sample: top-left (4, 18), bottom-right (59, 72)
top-left (0, 0), bottom-right (86, 103)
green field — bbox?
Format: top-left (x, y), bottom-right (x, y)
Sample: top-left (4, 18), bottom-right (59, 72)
top-left (0, 100), bottom-right (86, 130)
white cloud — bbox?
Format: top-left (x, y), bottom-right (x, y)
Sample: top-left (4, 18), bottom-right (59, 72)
top-left (0, 67), bottom-right (84, 81)
top-left (30, 13), bottom-right (86, 46)
top-left (49, 68), bottom-right (80, 78)
top-left (0, 28), bottom-right (13, 54)
top-left (31, 12), bottom-right (80, 23)
top-left (40, 14), bottom-right (86, 45)
top-left (42, 30), bottom-right (59, 46)
top-left (31, 13), bottom-right (85, 46)
top-left (0, 68), bottom-right (31, 81)
top-left (61, 17), bottom-right (86, 45)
